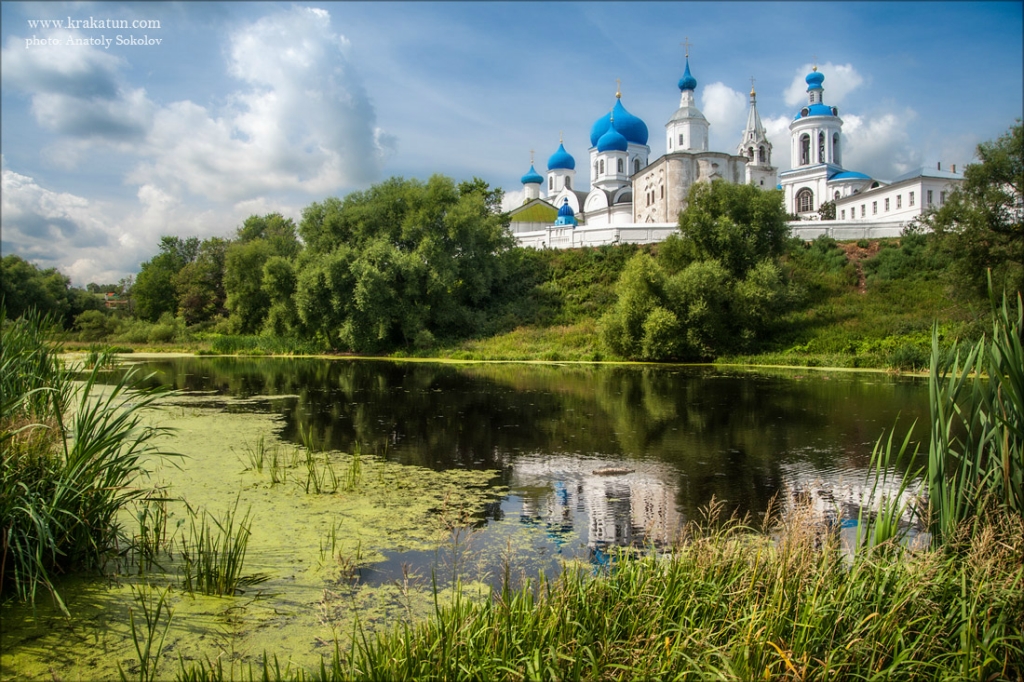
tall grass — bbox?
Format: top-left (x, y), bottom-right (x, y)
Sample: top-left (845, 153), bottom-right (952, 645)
top-left (177, 496), bottom-right (269, 596)
top-left (926, 290), bottom-right (1023, 545)
top-left (1, 308), bottom-right (172, 613)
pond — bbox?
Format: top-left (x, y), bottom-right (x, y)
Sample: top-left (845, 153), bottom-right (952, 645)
top-left (1, 358), bottom-right (930, 679)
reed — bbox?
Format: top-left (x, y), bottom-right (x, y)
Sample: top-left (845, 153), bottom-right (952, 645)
top-left (1, 307), bottom-right (172, 613)
top-left (118, 584), bottom-right (173, 682)
top-left (927, 289), bottom-right (1023, 545)
top-left (130, 493), bottom-right (173, 574)
top-left (177, 497), bottom-right (269, 596)
top-left (303, 453), bottom-right (339, 495)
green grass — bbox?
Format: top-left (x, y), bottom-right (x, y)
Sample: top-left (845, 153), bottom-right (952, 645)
top-left (177, 496), bottom-right (270, 597)
top-left (1, 307), bottom-right (173, 613)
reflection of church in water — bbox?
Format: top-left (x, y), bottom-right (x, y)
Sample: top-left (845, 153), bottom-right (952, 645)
top-left (513, 456), bottom-right (683, 552)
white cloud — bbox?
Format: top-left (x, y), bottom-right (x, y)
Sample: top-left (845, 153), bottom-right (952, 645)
top-left (784, 62), bottom-right (865, 108)
top-left (841, 110), bottom-right (922, 180)
top-left (763, 114), bottom-right (793, 172)
top-left (2, 6), bottom-right (393, 206)
top-left (701, 82), bottom-right (748, 153)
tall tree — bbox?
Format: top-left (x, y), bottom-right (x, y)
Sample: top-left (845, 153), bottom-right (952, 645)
top-left (132, 236), bottom-right (200, 321)
top-left (172, 237), bottom-right (229, 326)
top-left (926, 122), bottom-right (1024, 297)
top-left (224, 214), bottom-right (301, 334)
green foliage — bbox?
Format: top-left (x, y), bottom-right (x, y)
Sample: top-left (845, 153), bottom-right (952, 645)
top-left (927, 122), bottom-right (1024, 297)
top-left (133, 236), bottom-right (200, 322)
top-left (1, 309), bottom-right (171, 612)
top-left (864, 228), bottom-right (950, 284)
top-left (927, 290), bottom-right (1024, 545)
top-left (173, 237), bottom-right (228, 326)
top-left (1, 254), bottom-right (101, 327)
top-left (295, 175), bottom-right (513, 353)
top-left (73, 309), bottom-right (117, 341)
top-left (817, 199), bottom-right (836, 221)
top-left (676, 180), bottom-right (788, 277)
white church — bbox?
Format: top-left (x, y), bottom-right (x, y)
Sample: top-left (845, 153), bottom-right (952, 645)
top-left (508, 53), bottom-right (963, 248)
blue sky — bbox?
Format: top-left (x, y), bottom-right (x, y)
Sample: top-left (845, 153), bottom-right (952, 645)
top-left (2, 1), bottom-right (1021, 285)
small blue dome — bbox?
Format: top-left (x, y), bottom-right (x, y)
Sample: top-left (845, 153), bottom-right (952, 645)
top-left (589, 99), bottom-right (648, 147)
top-left (597, 125), bottom-right (628, 152)
top-left (678, 58), bottom-right (697, 91)
top-left (806, 70), bottom-right (825, 90)
top-left (554, 198), bottom-right (577, 227)
top-left (794, 103), bottom-right (838, 120)
top-left (547, 143), bottom-right (575, 170)
top-left (520, 164), bottom-right (543, 185)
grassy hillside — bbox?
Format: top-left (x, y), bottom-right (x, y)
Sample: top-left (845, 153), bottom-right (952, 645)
top-left (433, 234), bottom-right (989, 369)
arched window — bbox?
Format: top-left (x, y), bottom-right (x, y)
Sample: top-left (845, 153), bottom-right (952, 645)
top-left (633, 159), bottom-right (640, 174)
top-left (800, 135), bottom-right (810, 165)
top-left (797, 188), bottom-right (814, 213)
top-left (617, 158), bottom-right (623, 173)
top-left (834, 191), bottom-right (840, 202)
top-left (818, 132), bottom-right (825, 163)
top-left (565, 177), bottom-right (571, 190)
top-left (548, 177), bottom-right (553, 190)
top-left (660, 185), bottom-right (664, 199)
top-left (748, 147), bottom-right (754, 160)
top-left (758, 146), bottom-right (766, 163)
top-left (833, 133), bottom-right (840, 164)
top-left (678, 134), bottom-right (684, 146)
top-left (599, 159), bottom-right (605, 175)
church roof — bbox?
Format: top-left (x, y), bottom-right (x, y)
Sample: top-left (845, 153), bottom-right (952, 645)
top-left (678, 58), bottom-right (697, 91)
top-left (795, 103), bottom-right (838, 120)
top-left (597, 124), bottom-right (628, 152)
top-left (547, 143), bottom-right (575, 170)
top-left (520, 164), bottom-right (543, 185)
top-left (590, 98), bottom-right (649, 147)
top-left (829, 170), bottom-right (872, 181)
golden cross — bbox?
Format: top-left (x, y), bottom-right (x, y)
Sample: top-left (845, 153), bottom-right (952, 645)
top-left (559, 130), bottom-right (563, 143)
top-left (681, 37), bottom-right (692, 58)
top-left (615, 78), bottom-right (621, 97)
top-left (530, 149), bottom-right (534, 165)
top-left (750, 76), bottom-right (756, 91)
top-left (812, 55), bottom-right (818, 71)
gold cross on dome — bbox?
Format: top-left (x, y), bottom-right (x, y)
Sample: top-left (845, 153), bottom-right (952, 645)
top-left (530, 149), bottom-right (534, 164)
top-left (681, 36), bottom-right (692, 58)
top-left (812, 55), bottom-right (818, 71)
top-left (615, 78), bottom-right (621, 97)
top-left (750, 76), bottom-right (756, 91)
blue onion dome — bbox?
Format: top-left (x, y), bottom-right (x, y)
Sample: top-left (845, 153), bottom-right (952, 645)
top-left (611, 99), bottom-right (648, 145)
top-left (678, 57), bottom-right (697, 91)
top-left (597, 121), bottom-right (628, 152)
top-left (589, 97), bottom-right (648, 147)
top-left (557, 198), bottom-right (575, 218)
top-left (520, 164), bottom-right (543, 185)
top-left (806, 68), bottom-right (825, 90)
top-left (547, 143), bottom-right (575, 170)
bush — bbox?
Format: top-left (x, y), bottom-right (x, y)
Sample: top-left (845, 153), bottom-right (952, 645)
top-left (73, 309), bottom-right (117, 342)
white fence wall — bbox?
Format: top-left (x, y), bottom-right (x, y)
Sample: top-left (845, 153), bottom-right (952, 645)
top-left (513, 219), bottom-right (913, 250)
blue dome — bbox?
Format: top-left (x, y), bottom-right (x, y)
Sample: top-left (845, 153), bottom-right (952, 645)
top-left (589, 99), bottom-right (648, 147)
top-left (678, 58), bottom-right (697, 91)
top-left (794, 103), bottom-right (838, 120)
top-left (520, 164), bottom-right (543, 185)
top-left (805, 70), bottom-right (825, 90)
top-left (547, 143), bottom-right (575, 170)
top-left (829, 170), bottom-right (871, 181)
top-left (597, 125), bottom-right (628, 152)
top-left (557, 198), bottom-right (575, 218)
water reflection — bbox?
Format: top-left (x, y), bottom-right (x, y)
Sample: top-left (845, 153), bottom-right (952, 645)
top-left (121, 357), bottom-right (930, 556)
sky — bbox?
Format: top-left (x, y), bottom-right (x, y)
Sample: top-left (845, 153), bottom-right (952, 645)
top-left (1, 1), bottom-right (1022, 286)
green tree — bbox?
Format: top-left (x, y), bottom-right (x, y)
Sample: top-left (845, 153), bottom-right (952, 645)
top-left (926, 122), bottom-right (1023, 296)
top-left (172, 237), bottom-right (228, 326)
top-left (132, 236), bottom-right (199, 321)
top-left (676, 181), bottom-right (788, 277)
top-left (224, 214), bottom-right (301, 334)
top-left (294, 175), bottom-right (513, 352)
top-left (0, 255), bottom-right (99, 327)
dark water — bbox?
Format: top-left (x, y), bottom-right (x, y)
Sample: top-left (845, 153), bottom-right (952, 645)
top-left (125, 357), bottom-right (930, 576)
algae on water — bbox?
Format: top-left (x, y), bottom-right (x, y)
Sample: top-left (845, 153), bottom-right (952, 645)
top-left (1, 390), bottom-right (504, 681)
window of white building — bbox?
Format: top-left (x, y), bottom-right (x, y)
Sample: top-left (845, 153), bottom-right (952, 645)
top-left (617, 159), bottom-right (623, 173)
top-left (896, 195), bottom-right (902, 209)
top-left (797, 188), bottom-right (814, 213)
top-left (841, 209), bottom-right (846, 220)
top-left (927, 190), bottom-right (933, 205)
top-left (909, 191), bottom-right (915, 206)
top-left (885, 198), bottom-right (890, 211)
top-left (940, 191), bottom-right (947, 205)
top-left (873, 201), bottom-right (877, 215)
top-left (861, 204), bottom-right (866, 218)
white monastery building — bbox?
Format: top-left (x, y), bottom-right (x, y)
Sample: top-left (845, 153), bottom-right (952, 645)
top-left (508, 52), bottom-right (963, 248)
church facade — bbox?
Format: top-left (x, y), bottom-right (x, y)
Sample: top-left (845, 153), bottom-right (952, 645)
top-left (509, 55), bottom-right (963, 248)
